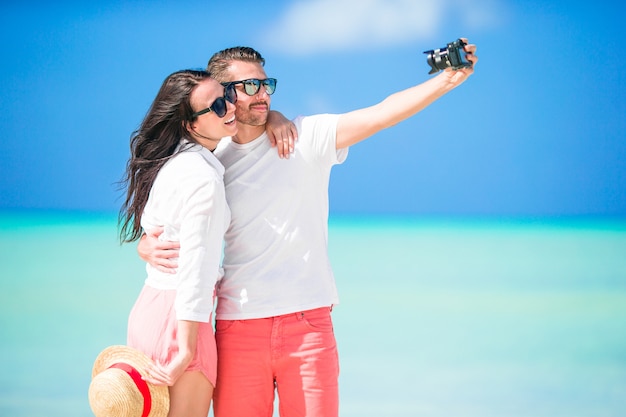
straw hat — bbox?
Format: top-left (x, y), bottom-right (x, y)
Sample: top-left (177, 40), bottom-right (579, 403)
top-left (88, 345), bottom-right (169, 417)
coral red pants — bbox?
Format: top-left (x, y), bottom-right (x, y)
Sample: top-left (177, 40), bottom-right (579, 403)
top-left (213, 307), bottom-right (339, 417)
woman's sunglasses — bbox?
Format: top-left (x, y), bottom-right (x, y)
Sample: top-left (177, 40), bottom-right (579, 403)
top-left (192, 82), bottom-right (237, 119)
top-left (226, 78), bottom-right (277, 96)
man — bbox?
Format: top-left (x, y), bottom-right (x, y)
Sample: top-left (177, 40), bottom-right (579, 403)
top-left (140, 42), bottom-right (478, 417)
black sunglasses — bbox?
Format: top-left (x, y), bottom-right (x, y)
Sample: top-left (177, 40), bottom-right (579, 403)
top-left (192, 83), bottom-right (237, 119)
top-left (226, 78), bottom-right (277, 96)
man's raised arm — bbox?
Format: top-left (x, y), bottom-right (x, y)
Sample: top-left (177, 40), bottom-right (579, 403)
top-left (336, 39), bottom-right (477, 150)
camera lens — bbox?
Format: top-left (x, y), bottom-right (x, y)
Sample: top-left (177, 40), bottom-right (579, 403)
top-left (425, 48), bottom-right (451, 74)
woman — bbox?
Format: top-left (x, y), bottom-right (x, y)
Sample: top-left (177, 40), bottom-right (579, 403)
top-left (118, 69), bottom-right (237, 417)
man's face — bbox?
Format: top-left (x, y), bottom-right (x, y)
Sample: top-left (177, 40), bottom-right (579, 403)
top-left (225, 60), bottom-right (272, 127)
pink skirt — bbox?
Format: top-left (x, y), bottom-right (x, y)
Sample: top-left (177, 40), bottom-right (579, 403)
top-left (127, 285), bottom-right (217, 387)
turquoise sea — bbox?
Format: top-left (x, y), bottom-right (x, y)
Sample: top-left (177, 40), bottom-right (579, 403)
top-left (1, 211), bottom-right (625, 417)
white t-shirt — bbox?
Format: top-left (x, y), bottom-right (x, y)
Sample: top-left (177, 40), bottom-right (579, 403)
top-left (214, 114), bottom-right (348, 320)
top-left (141, 140), bottom-right (231, 322)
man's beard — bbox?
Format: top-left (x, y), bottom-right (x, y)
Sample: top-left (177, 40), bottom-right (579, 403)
top-left (236, 102), bottom-right (268, 127)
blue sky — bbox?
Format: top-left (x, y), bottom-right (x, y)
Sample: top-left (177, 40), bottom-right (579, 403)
top-left (1, 0), bottom-right (624, 217)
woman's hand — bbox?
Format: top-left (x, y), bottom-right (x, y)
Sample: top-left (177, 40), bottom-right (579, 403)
top-left (143, 320), bottom-right (198, 386)
top-left (266, 111), bottom-right (298, 159)
top-left (144, 350), bottom-right (193, 386)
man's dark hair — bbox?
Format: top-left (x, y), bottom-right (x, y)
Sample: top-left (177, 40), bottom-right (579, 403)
top-left (207, 46), bottom-right (265, 83)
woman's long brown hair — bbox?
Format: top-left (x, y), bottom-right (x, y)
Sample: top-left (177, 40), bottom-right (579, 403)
top-left (118, 69), bottom-right (211, 243)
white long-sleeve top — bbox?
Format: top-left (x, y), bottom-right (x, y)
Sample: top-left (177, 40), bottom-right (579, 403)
top-left (141, 140), bottom-right (230, 323)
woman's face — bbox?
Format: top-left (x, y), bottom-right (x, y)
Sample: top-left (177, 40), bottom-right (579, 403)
top-left (188, 78), bottom-right (237, 150)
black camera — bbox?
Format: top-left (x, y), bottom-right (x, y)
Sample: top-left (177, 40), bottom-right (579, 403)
top-left (423, 38), bottom-right (472, 74)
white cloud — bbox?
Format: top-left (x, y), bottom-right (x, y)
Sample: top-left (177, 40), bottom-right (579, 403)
top-left (260, 0), bottom-right (503, 55)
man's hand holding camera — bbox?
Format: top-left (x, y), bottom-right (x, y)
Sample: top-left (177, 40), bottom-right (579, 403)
top-left (425, 37), bottom-right (477, 89)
